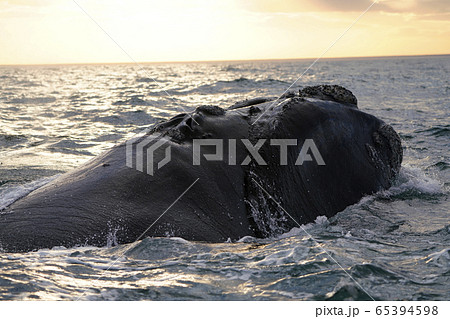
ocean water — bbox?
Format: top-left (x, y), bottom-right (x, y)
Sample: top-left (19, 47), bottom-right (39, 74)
top-left (0, 55), bottom-right (448, 300)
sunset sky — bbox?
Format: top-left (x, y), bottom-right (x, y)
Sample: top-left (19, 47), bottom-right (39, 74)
top-left (0, 0), bottom-right (449, 65)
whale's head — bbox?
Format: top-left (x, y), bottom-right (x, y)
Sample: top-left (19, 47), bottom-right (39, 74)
top-left (133, 85), bottom-right (402, 237)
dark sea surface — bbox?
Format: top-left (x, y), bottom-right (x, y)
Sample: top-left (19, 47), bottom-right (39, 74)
top-left (0, 55), bottom-right (448, 300)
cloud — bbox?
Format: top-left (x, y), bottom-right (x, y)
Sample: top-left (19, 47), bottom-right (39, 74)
top-left (383, 0), bottom-right (450, 14)
top-left (2, 0), bottom-right (449, 15)
top-left (0, 0), bottom-right (53, 6)
top-left (243, 0), bottom-right (450, 15)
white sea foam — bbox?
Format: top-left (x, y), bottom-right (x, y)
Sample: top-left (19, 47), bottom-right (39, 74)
top-left (276, 215), bottom-right (329, 240)
top-left (237, 235), bottom-right (258, 243)
top-left (356, 165), bottom-right (443, 207)
top-left (274, 165), bottom-right (443, 241)
top-left (382, 165), bottom-right (443, 197)
top-left (425, 248), bottom-right (450, 268)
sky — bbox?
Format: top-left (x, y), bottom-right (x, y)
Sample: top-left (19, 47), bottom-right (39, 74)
top-left (0, 0), bottom-right (449, 65)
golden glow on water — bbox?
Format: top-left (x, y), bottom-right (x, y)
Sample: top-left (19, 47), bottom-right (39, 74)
top-left (0, 56), bottom-right (448, 300)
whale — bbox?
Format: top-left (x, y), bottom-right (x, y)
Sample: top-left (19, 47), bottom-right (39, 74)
top-left (0, 85), bottom-right (402, 252)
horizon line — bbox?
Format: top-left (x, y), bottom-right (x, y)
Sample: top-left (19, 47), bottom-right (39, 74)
top-left (0, 53), bottom-right (448, 67)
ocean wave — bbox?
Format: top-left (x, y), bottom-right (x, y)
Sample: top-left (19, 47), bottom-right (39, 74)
top-left (94, 111), bottom-right (155, 126)
top-left (6, 96), bottom-right (56, 104)
top-left (415, 125), bottom-right (450, 137)
top-left (429, 224), bottom-right (450, 236)
top-left (16, 80), bottom-right (42, 87)
top-left (424, 248), bottom-right (450, 268)
top-left (46, 139), bottom-right (96, 156)
top-left (207, 77), bottom-right (289, 93)
top-left (427, 161), bottom-right (449, 171)
top-left (112, 96), bottom-right (152, 106)
top-left (0, 134), bottom-right (28, 147)
top-left (379, 165), bottom-right (443, 200)
top-left (253, 245), bottom-right (312, 266)
top-left (352, 165), bottom-right (444, 205)
top-left (135, 77), bottom-right (170, 83)
top-left (160, 77), bottom-right (290, 96)
top-left (275, 215), bottom-right (329, 240)
top-left (136, 77), bottom-right (153, 83)
top-left (216, 77), bottom-right (288, 86)
top-left (220, 65), bottom-right (264, 73)
top-left (325, 282), bottom-right (374, 301)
